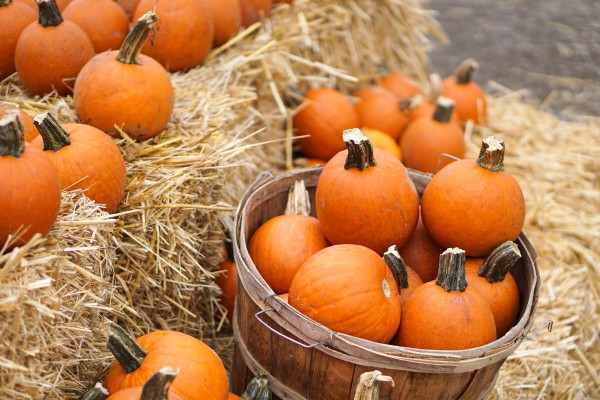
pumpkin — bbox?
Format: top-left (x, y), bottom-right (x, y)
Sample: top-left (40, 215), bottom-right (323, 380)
top-left (399, 96), bottom-right (465, 174)
top-left (16, 0), bottom-right (71, 11)
top-left (79, 382), bottom-right (109, 400)
top-left (293, 87), bottom-right (360, 160)
top-left (248, 179), bottom-right (328, 294)
top-left (0, 0), bottom-right (36, 81)
top-left (466, 241), bottom-right (521, 338)
top-left (215, 243), bottom-right (238, 323)
top-left (0, 110), bottom-right (61, 248)
top-left (14, 0), bottom-right (94, 96)
top-left (206, 0), bottom-right (242, 46)
top-left (315, 128), bottom-right (419, 254)
top-left (113, 0), bottom-right (139, 18)
top-left (133, 0), bottom-right (214, 72)
top-left (31, 112), bottom-right (126, 213)
top-left (441, 58), bottom-right (487, 125)
top-left (63, 0), bottom-right (129, 53)
top-left (0, 103), bottom-right (38, 142)
top-left (238, 0), bottom-right (272, 27)
top-left (361, 127), bottom-right (401, 160)
top-left (394, 248), bottom-right (497, 350)
top-left (379, 71), bottom-right (423, 99)
top-left (383, 245), bottom-right (423, 305)
top-left (105, 323), bottom-right (229, 400)
top-left (353, 371), bottom-right (395, 400)
top-left (354, 87), bottom-right (410, 141)
top-left (421, 136), bottom-right (526, 257)
top-left (73, 11), bottom-right (174, 141)
top-left (288, 244), bottom-right (401, 343)
top-left (108, 367), bottom-right (182, 400)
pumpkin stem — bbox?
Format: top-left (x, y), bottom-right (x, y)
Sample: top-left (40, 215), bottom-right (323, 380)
top-left (353, 370), bottom-right (395, 400)
top-left (383, 245), bottom-right (409, 291)
top-left (436, 248), bottom-right (467, 293)
top-left (141, 367), bottom-right (178, 400)
top-left (78, 383), bottom-right (109, 400)
top-left (33, 112), bottom-right (71, 152)
top-left (479, 241), bottom-right (521, 283)
top-left (343, 128), bottom-right (376, 171)
top-left (0, 109), bottom-right (25, 158)
top-left (432, 96), bottom-right (455, 123)
top-left (242, 372), bottom-right (272, 400)
top-left (399, 94), bottom-right (423, 116)
top-left (476, 136), bottom-right (505, 172)
top-left (117, 11), bottom-right (159, 65)
top-left (428, 73), bottom-right (442, 102)
top-left (284, 180), bottom-right (311, 216)
top-left (454, 58), bottom-right (479, 84)
top-left (37, 0), bottom-right (63, 27)
top-left (107, 322), bottom-right (147, 374)
top-left (0, 0), bottom-right (13, 7)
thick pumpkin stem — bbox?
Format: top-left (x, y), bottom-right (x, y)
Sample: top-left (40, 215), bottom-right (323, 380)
top-left (0, 109), bottom-right (25, 158)
top-left (399, 94), bottom-right (423, 116)
top-left (476, 136), bottom-right (505, 172)
top-left (33, 112), bottom-right (71, 152)
top-left (436, 248), bottom-right (467, 292)
top-left (0, 0), bottom-right (13, 7)
top-left (383, 245), bottom-right (409, 291)
top-left (141, 367), bottom-right (178, 400)
top-left (107, 322), bottom-right (147, 374)
top-left (353, 370), bottom-right (395, 400)
top-left (343, 128), bottom-right (376, 171)
top-left (479, 241), bottom-right (521, 283)
top-left (242, 372), bottom-right (272, 400)
top-left (78, 383), bottom-right (108, 400)
top-left (455, 58), bottom-right (479, 84)
top-left (37, 0), bottom-right (63, 27)
top-left (284, 180), bottom-right (311, 216)
top-left (432, 96), bottom-right (455, 123)
top-left (117, 11), bottom-right (159, 65)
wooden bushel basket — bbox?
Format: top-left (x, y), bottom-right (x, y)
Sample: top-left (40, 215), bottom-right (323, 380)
top-left (230, 167), bottom-right (541, 400)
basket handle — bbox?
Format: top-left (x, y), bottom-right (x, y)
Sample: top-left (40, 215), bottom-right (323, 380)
top-left (255, 309), bottom-right (327, 349)
top-left (521, 319), bottom-right (553, 340)
top-left (436, 153), bottom-right (461, 173)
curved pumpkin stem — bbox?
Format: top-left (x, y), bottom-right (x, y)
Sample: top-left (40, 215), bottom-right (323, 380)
top-left (454, 58), bottom-right (479, 85)
top-left (343, 128), bottom-right (376, 171)
top-left (117, 11), bottom-right (159, 65)
top-left (107, 322), bottom-right (148, 374)
top-left (0, 109), bottom-right (25, 158)
top-left (141, 367), bottom-right (178, 400)
top-left (432, 96), bottom-right (455, 123)
top-left (33, 112), bottom-right (71, 152)
top-left (78, 383), bottom-right (108, 400)
top-left (383, 245), bottom-right (408, 291)
top-left (284, 179), bottom-right (311, 216)
top-left (476, 136), bottom-right (505, 172)
top-left (479, 241), bottom-right (521, 283)
top-left (353, 370), bottom-right (395, 400)
top-left (242, 372), bottom-right (272, 400)
top-left (436, 248), bottom-right (467, 292)
top-left (37, 0), bottom-right (64, 27)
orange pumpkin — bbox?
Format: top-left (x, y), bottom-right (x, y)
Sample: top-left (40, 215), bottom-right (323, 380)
top-left (216, 256), bottom-right (238, 323)
top-left (354, 86), bottom-right (410, 141)
top-left (15, 0), bottom-right (94, 96)
top-left (0, 0), bottom-right (36, 81)
top-left (32, 112), bottom-right (126, 213)
top-left (113, 0), bottom-right (140, 18)
top-left (238, 0), bottom-right (272, 27)
top-left (108, 367), bottom-right (183, 400)
top-left (206, 0), bottom-right (242, 46)
top-left (73, 11), bottom-right (174, 141)
top-left (466, 241), bottom-right (521, 338)
top-left (383, 245), bottom-right (423, 305)
top-left (421, 136), bottom-right (526, 257)
top-left (441, 58), bottom-right (487, 125)
top-left (394, 248), bottom-right (497, 350)
top-left (398, 210), bottom-right (444, 282)
top-left (16, 0), bottom-right (72, 11)
top-left (63, 0), bottom-right (129, 53)
top-left (361, 127), bottom-right (401, 159)
top-left (315, 128), bottom-right (419, 255)
top-left (399, 96), bottom-right (465, 174)
top-left (289, 244), bottom-right (401, 343)
top-left (105, 324), bottom-right (229, 400)
top-left (0, 103), bottom-right (38, 142)
top-left (293, 88), bottom-right (360, 160)
top-left (379, 71), bottom-right (423, 99)
top-left (0, 110), bottom-right (61, 248)
top-left (133, 0), bottom-right (214, 72)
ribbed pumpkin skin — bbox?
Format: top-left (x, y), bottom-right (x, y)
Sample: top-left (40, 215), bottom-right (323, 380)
top-left (420, 159), bottom-right (525, 257)
top-left (105, 331), bottom-right (229, 400)
top-left (206, 0), bottom-right (242, 46)
top-left (398, 215), bottom-right (444, 282)
top-left (238, 0), bottom-right (272, 27)
top-left (108, 387), bottom-right (183, 400)
top-left (354, 88), bottom-right (409, 141)
top-left (442, 78), bottom-right (487, 125)
top-left (379, 72), bottom-right (423, 99)
top-left (31, 123), bottom-right (126, 213)
top-left (0, 2), bottom-right (36, 81)
top-left (289, 244), bottom-right (401, 343)
top-left (0, 105), bottom-right (38, 142)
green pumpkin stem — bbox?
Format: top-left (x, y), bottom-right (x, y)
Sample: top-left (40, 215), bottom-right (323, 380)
top-left (78, 383), bottom-right (108, 400)
top-left (284, 180), bottom-right (311, 216)
top-left (117, 11), bottom-right (159, 65)
top-left (476, 136), bottom-right (505, 172)
top-left (353, 370), bottom-right (395, 400)
top-left (107, 322), bottom-right (147, 374)
top-left (432, 96), bottom-right (455, 123)
top-left (436, 248), bottom-right (467, 292)
top-left (0, 0), bottom-right (13, 7)
top-left (383, 245), bottom-right (409, 291)
top-left (343, 128), bottom-right (376, 171)
top-left (479, 241), bottom-right (521, 283)
top-left (455, 58), bottom-right (479, 85)
top-left (33, 112), bottom-right (71, 152)
top-left (37, 0), bottom-right (63, 27)
top-left (242, 372), bottom-right (273, 400)
top-left (141, 367), bottom-right (178, 400)
top-left (0, 109), bottom-right (25, 158)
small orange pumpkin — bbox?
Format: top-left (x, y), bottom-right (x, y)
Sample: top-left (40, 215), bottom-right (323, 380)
top-left (0, 103), bottom-right (38, 142)
top-left (0, 0), bottom-right (36, 81)
top-left (379, 71), bottom-right (423, 99)
top-left (107, 367), bottom-right (183, 400)
top-left (383, 245), bottom-right (423, 305)
top-left (206, 0), bottom-right (242, 46)
top-left (361, 127), bottom-right (401, 159)
top-left (441, 58), bottom-right (487, 125)
top-left (238, 0), bottom-right (272, 27)
top-left (354, 86), bottom-right (410, 141)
